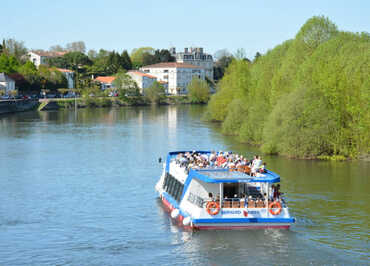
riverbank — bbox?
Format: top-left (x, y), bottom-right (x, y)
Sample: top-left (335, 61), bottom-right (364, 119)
top-left (39, 95), bottom-right (195, 110)
top-left (0, 99), bottom-right (39, 114)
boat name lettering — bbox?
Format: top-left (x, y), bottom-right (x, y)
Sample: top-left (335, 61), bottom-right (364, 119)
top-left (221, 210), bottom-right (241, 215)
top-left (187, 192), bottom-right (204, 208)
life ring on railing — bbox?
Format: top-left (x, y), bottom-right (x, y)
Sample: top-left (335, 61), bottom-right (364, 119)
top-left (206, 201), bottom-right (220, 216)
top-left (268, 201), bottom-right (282, 215)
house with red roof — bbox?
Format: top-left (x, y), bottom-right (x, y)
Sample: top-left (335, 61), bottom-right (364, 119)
top-left (140, 62), bottom-right (205, 95)
top-left (93, 76), bottom-right (116, 90)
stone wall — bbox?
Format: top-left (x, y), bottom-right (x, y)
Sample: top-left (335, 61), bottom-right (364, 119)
top-left (0, 99), bottom-right (39, 114)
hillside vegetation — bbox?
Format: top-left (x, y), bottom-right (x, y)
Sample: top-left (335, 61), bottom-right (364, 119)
top-left (205, 16), bottom-right (370, 159)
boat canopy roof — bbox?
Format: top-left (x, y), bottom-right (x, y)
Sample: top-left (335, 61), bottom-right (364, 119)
top-left (189, 169), bottom-right (280, 183)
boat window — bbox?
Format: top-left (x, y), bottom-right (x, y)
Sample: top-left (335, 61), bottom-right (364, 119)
top-left (162, 173), bottom-right (184, 203)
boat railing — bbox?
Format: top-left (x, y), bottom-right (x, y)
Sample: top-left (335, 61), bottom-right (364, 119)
top-left (205, 197), bottom-right (286, 209)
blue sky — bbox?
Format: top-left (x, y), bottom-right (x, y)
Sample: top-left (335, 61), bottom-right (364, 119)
top-left (2, 0), bottom-right (369, 59)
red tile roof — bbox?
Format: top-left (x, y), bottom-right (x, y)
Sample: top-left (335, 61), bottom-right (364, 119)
top-left (141, 62), bottom-right (202, 69)
top-left (128, 71), bottom-right (157, 79)
top-left (94, 76), bottom-right (116, 84)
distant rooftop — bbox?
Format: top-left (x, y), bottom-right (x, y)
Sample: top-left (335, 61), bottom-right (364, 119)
top-left (30, 51), bottom-right (67, 57)
top-left (94, 76), bottom-right (116, 84)
top-left (141, 62), bottom-right (202, 69)
top-left (128, 70), bottom-right (157, 79)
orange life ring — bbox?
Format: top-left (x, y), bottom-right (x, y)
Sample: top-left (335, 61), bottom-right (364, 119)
top-left (268, 201), bottom-right (282, 215)
top-left (206, 201), bottom-right (220, 216)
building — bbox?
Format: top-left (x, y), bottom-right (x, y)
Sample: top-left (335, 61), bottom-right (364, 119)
top-left (28, 51), bottom-right (66, 67)
top-left (127, 71), bottom-right (157, 94)
top-left (140, 62), bottom-right (205, 95)
top-left (56, 68), bottom-right (74, 89)
top-left (94, 76), bottom-right (116, 90)
top-left (0, 73), bottom-right (15, 95)
top-left (171, 47), bottom-right (213, 80)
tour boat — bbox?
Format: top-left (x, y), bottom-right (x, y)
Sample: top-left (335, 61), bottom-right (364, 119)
top-left (155, 151), bottom-right (295, 230)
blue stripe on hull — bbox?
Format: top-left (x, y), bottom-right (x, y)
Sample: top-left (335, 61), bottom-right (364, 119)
top-left (193, 218), bottom-right (295, 224)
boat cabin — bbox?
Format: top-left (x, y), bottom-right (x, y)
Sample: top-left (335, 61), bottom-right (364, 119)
top-left (185, 168), bottom-right (282, 211)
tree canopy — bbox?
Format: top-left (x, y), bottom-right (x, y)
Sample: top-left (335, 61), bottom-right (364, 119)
top-left (187, 77), bottom-right (211, 103)
top-left (112, 72), bottom-right (139, 97)
top-left (145, 81), bottom-right (165, 104)
top-left (205, 16), bottom-right (370, 159)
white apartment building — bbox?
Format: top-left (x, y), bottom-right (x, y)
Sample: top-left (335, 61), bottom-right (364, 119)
top-left (28, 51), bottom-right (66, 67)
top-left (140, 62), bottom-right (205, 95)
top-left (127, 71), bottom-right (157, 95)
top-left (171, 47), bottom-right (213, 80)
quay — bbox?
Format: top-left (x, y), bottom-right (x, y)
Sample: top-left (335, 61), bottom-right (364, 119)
top-left (0, 99), bottom-right (39, 114)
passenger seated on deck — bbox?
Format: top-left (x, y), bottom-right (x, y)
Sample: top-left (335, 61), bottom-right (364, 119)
top-left (256, 198), bottom-right (265, 208)
top-left (217, 152), bottom-right (226, 167)
top-left (247, 196), bottom-right (255, 208)
top-left (227, 158), bottom-right (236, 169)
top-left (209, 151), bottom-right (217, 166)
top-left (240, 193), bottom-right (246, 208)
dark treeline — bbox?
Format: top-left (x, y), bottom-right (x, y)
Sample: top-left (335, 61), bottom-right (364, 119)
top-left (205, 16), bottom-right (370, 160)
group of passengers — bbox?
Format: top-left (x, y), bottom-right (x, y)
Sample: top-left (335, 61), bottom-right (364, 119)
top-left (175, 151), bottom-right (267, 176)
top-left (207, 184), bottom-right (282, 208)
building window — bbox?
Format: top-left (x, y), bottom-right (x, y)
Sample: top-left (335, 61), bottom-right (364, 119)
top-left (164, 75), bottom-right (168, 79)
top-left (164, 70), bottom-right (168, 73)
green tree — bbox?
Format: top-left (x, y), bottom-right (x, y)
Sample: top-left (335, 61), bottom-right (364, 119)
top-left (3, 38), bottom-right (28, 62)
top-left (295, 15), bottom-right (338, 52)
top-left (187, 77), bottom-right (210, 103)
top-left (49, 45), bottom-right (65, 52)
top-left (206, 16), bottom-right (369, 159)
top-left (206, 59), bottom-right (250, 121)
top-left (145, 81), bottom-right (165, 104)
top-left (121, 50), bottom-right (132, 70)
top-left (48, 51), bottom-right (91, 69)
top-left (64, 51), bottom-right (92, 67)
top-left (17, 61), bottom-right (40, 91)
top-left (214, 55), bottom-right (234, 81)
top-left (38, 65), bottom-right (68, 90)
top-left (66, 41), bottom-right (86, 53)
top-left (112, 72), bottom-right (140, 97)
top-left (130, 47), bottom-right (155, 68)
top-left (253, 52), bottom-right (262, 63)
top-left (0, 54), bottom-right (19, 73)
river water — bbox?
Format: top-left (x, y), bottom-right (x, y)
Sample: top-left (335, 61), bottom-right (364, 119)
top-left (0, 106), bottom-right (369, 265)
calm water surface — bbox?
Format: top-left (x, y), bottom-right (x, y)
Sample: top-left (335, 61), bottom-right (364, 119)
top-left (0, 106), bottom-right (369, 265)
